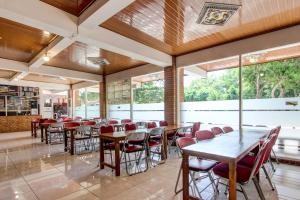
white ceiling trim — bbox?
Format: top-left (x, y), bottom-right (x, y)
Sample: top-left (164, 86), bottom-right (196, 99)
top-left (78, 26), bottom-right (172, 67)
top-left (29, 36), bottom-right (75, 68)
top-left (0, 0), bottom-right (77, 37)
top-left (71, 81), bottom-right (98, 90)
top-left (79, 0), bottom-right (135, 28)
top-left (176, 24), bottom-right (300, 68)
top-left (9, 72), bottom-right (28, 81)
top-left (0, 78), bottom-right (70, 90)
top-left (0, 58), bottom-right (102, 83)
top-left (0, 0), bottom-right (172, 67)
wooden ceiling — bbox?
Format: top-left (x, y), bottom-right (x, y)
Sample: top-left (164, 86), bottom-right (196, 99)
top-left (23, 73), bottom-right (82, 85)
top-left (40, 0), bottom-right (96, 16)
top-left (198, 43), bottom-right (300, 72)
top-left (0, 17), bottom-right (57, 62)
top-left (0, 69), bottom-right (17, 79)
top-left (101, 0), bottom-right (300, 55)
top-left (46, 42), bottom-right (146, 75)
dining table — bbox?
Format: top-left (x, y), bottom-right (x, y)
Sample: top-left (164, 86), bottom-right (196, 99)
top-left (181, 129), bottom-right (269, 200)
top-left (99, 123), bottom-right (193, 176)
top-left (31, 119), bottom-right (39, 138)
top-left (64, 126), bottom-right (80, 155)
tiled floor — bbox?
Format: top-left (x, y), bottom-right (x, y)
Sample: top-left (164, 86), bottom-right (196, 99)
top-left (0, 131), bottom-right (300, 200)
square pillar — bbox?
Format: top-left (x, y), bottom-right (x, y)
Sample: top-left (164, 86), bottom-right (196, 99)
top-left (100, 77), bottom-right (107, 119)
top-left (164, 57), bottom-right (177, 125)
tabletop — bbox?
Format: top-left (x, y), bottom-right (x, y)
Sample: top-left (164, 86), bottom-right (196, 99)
top-left (183, 130), bottom-right (269, 162)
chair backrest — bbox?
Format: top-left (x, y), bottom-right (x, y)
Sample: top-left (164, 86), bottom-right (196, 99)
top-left (76, 125), bottom-right (91, 136)
top-left (195, 130), bottom-right (214, 141)
top-left (63, 117), bottom-right (73, 122)
top-left (136, 121), bottom-right (147, 129)
top-left (126, 131), bottom-right (147, 145)
top-left (147, 122), bottom-right (157, 129)
top-left (149, 127), bottom-right (164, 137)
top-left (49, 122), bottom-right (64, 129)
top-left (249, 135), bottom-right (275, 180)
top-left (222, 126), bottom-right (234, 133)
top-left (159, 120), bottom-right (168, 127)
top-left (125, 123), bottom-right (137, 131)
top-left (263, 133), bottom-right (277, 163)
top-left (38, 118), bottom-right (49, 123)
top-left (191, 122), bottom-right (201, 136)
top-left (121, 119), bottom-right (132, 124)
top-left (82, 121), bottom-right (96, 126)
top-left (211, 127), bottom-right (223, 135)
top-left (64, 122), bottom-right (81, 128)
top-left (176, 137), bottom-right (196, 150)
top-left (108, 119), bottom-right (118, 125)
top-left (100, 125), bottom-right (114, 134)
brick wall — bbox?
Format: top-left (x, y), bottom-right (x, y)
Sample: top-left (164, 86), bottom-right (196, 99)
top-left (164, 57), bottom-right (177, 125)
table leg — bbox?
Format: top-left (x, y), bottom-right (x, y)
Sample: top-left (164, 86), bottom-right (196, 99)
top-left (34, 123), bottom-right (37, 137)
top-left (70, 130), bottom-right (74, 155)
top-left (41, 126), bottom-right (44, 142)
top-left (228, 160), bottom-right (237, 200)
top-left (114, 141), bottom-right (120, 176)
top-left (31, 122), bottom-right (33, 136)
top-left (64, 129), bottom-right (68, 152)
top-left (182, 152), bottom-right (189, 200)
top-left (45, 129), bottom-right (48, 144)
top-left (163, 131), bottom-right (168, 160)
top-left (99, 138), bottom-right (104, 169)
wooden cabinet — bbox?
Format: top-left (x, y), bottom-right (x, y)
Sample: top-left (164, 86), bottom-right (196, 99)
top-left (0, 115), bottom-right (41, 133)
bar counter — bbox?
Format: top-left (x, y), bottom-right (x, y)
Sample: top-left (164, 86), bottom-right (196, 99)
top-left (0, 115), bottom-right (41, 133)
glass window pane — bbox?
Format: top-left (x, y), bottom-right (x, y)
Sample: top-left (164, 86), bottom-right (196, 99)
top-left (86, 85), bottom-right (100, 119)
top-left (74, 88), bottom-right (86, 118)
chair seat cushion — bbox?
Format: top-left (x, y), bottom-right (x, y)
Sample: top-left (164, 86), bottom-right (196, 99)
top-left (148, 140), bottom-right (161, 147)
top-left (177, 132), bottom-right (193, 138)
top-left (189, 159), bottom-right (218, 172)
top-left (213, 162), bottom-right (252, 183)
top-left (124, 145), bottom-right (143, 153)
top-left (238, 155), bottom-right (256, 168)
top-left (150, 135), bottom-right (161, 140)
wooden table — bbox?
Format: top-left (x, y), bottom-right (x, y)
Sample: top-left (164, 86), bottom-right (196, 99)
top-left (31, 119), bottom-right (39, 137)
top-left (40, 123), bottom-right (52, 143)
top-left (182, 130), bottom-right (268, 200)
top-left (99, 124), bottom-right (192, 176)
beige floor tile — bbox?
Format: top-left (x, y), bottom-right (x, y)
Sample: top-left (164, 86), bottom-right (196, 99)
top-left (56, 189), bottom-right (100, 200)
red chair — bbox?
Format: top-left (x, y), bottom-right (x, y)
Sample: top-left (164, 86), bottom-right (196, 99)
top-left (238, 133), bottom-right (278, 190)
top-left (148, 128), bottom-right (165, 165)
top-left (147, 122), bottom-right (157, 129)
top-left (175, 137), bottom-right (218, 197)
top-left (195, 130), bottom-right (214, 141)
top-left (213, 136), bottom-right (274, 200)
top-left (121, 119), bottom-right (132, 124)
top-left (100, 125), bottom-right (115, 164)
top-left (211, 127), bottom-right (223, 135)
top-left (222, 126), bottom-right (234, 133)
top-left (64, 122), bottom-right (81, 128)
top-left (177, 122), bottom-right (200, 138)
top-left (124, 123), bottom-right (137, 131)
top-left (159, 120), bottom-right (168, 127)
top-left (63, 117), bottom-right (73, 122)
top-left (82, 121), bottom-right (96, 126)
top-left (108, 119), bottom-right (118, 125)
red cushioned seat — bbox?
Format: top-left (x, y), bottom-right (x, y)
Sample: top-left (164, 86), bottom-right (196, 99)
top-left (148, 140), bottom-right (160, 147)
top-left (124, 145), bottom-right (143, 153)
top-left (177, 132), bottom-right (193, 138)
top-left (189, 159), bottom-right (217, 172)
top-left (213, 162), bottom-right (252, 183)
top-left (238, 155), bottom-right (256, 168)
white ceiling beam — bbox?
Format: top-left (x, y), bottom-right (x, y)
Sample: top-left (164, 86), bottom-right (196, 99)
top-left (0, 78), bottom-right (70, 90)
top-left (176, 24), bottom-right (300, 68)
top-left (78, 26), bottom-right (172, 67)
top-left (71, 81), bottom-right (98, 90)
top-left (9, 72), bottom-right (28, 81)
top-left (184, 66), bottom-right (207, 78)
top-left (29, 65), bottom-right (102, 83)
top-left (0, 58), bottom-right (102, 83)
top-left (29, 36), bottom-right (75, 68)
top-left (79, 0), bottom-right (135, 28)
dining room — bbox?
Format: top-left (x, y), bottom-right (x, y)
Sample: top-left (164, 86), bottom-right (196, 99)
top-left (0, 0), bottom-right (300, 200)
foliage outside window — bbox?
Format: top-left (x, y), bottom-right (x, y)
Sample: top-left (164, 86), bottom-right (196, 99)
top-left (133, 80), bottom-right (164, 104)
top-left (184, 58), bottom-right (300, 102)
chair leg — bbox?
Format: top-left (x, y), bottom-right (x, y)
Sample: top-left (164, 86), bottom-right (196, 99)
top-left (175, 163), bottom-right (182, 194)
top-left (268, 157), bottom-right (276, 172)
top-left (240, 185), bottom-right (249, 200)
top-left (272, 149), bottom-right (279, 165)
top-left (190, 171), bottom-right (202, 199)
top-left (262, 165), bottom-right (275, 191)
top-left (208, 171), bottom-right (218, 194)
top-left (252, 176), bottom-right (266, 200)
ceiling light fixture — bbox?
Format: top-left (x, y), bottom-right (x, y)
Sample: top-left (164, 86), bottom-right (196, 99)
top-left (43, 51), bottom-right (50, 62)
top-left (197, 2), bottom-right (241, 26)
top-left (43, 30), bottom-right (50, 36)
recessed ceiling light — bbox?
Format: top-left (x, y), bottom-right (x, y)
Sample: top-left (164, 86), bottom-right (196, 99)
top-left (0, 36), bottom-right (2, 40)
top-left (43, 31), bottom-right (50, 36)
